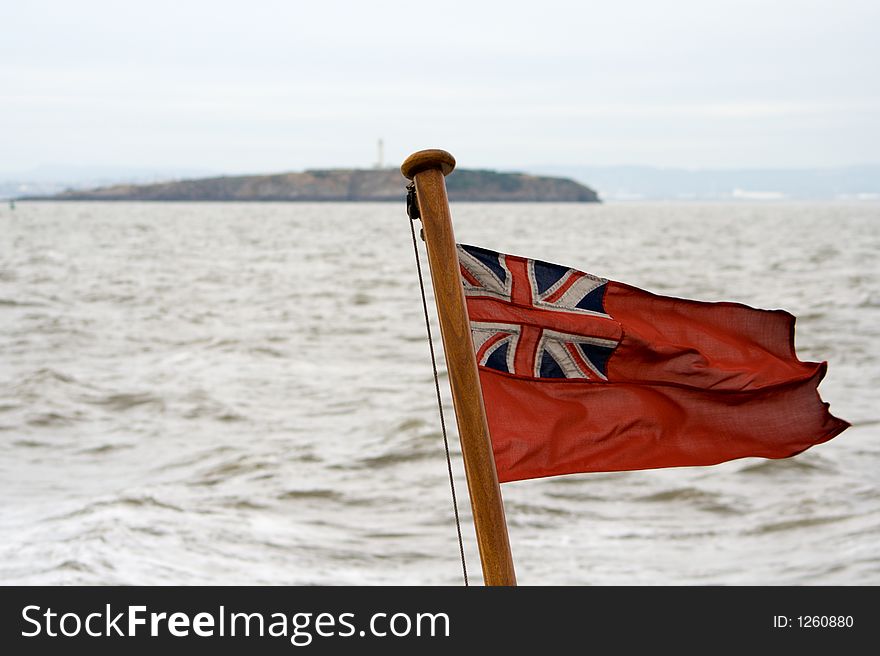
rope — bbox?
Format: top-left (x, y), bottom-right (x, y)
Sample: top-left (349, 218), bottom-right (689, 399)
top-left (406, 183), bottom-right (469, 586)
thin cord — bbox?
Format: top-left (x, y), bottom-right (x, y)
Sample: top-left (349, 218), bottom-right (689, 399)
top-left (407, 201), bottom-right (469, 587)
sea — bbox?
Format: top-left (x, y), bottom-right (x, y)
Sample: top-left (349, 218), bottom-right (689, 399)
top-left (1, 201), bottom-right (878, 585)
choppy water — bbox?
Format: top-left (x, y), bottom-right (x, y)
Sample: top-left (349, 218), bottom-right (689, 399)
top-left (0, 201), bottom-right (878, 585)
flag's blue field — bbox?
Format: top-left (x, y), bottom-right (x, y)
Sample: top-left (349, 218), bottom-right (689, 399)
top-left (0, 201), bottom-right (876, 584)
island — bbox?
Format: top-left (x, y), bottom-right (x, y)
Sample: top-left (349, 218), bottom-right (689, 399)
top-left (31, 168), bottom-right (599, 202)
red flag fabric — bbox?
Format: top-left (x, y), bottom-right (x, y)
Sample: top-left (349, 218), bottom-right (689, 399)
top-left (457, 244), bottom-right (849, 483)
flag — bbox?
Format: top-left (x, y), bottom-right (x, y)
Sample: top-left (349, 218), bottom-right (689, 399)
top-left (458, 244), bottom-right (849, 483)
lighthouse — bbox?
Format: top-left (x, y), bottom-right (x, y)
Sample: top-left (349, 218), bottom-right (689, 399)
top-left (375, 138), bottom-right (384, 169)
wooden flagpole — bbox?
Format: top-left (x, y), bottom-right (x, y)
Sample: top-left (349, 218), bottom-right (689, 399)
top-left (401, 149), bottom-right (517, 586)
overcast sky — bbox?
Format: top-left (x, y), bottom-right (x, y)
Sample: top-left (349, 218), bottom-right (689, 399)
top-left (2, 0), bottom-right (878, 173)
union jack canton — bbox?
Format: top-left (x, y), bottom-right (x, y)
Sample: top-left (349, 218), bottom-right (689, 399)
top-left (458, 244), bottom-right (622, 381)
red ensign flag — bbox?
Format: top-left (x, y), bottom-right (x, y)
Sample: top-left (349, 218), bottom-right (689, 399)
top-left (458, 244), bottom-right (849, 483)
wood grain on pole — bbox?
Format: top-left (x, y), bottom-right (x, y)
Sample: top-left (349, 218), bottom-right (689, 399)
top-left (402, 149), bottom-right (517, 586)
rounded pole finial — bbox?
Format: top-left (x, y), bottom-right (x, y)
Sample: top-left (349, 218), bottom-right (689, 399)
top-left (401, 149), bottom-right (456, 179)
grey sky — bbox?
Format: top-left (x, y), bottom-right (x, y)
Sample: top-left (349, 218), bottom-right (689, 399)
top-left (2, 0), bottom-right (878, 173)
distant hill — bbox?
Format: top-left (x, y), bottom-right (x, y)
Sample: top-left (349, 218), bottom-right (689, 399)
top-left (29, 168), bottom-right (599, 203)
top-left (530, 164), bottom-right (880, 201)
top-left (0, 165), bottom-right (214, 200)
